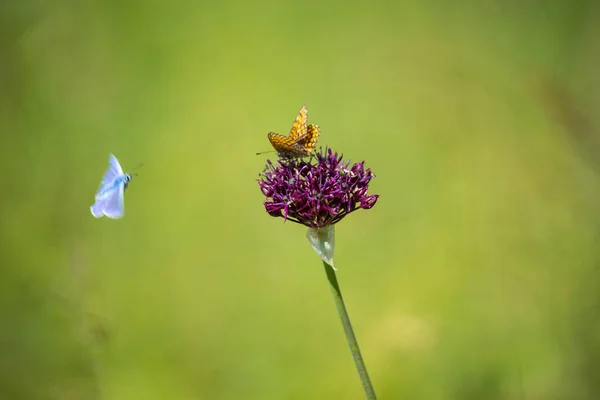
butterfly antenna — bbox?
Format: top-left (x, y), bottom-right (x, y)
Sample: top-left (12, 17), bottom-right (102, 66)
top-left (256, 150), bottom-right (276, 156)
top-left (130, 163), bottom-right (144, 177)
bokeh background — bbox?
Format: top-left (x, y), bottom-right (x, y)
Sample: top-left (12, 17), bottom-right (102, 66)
top-left (2, 0), bottom-right (600, 399)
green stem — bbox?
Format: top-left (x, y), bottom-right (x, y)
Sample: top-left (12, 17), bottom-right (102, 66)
top-left (323, 260), bottom-right (377, 399)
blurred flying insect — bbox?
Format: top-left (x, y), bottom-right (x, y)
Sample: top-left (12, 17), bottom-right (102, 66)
top-left (257, 105), bottom-right (321, 158)
top-left (90, 154), bottom-right (140, 219)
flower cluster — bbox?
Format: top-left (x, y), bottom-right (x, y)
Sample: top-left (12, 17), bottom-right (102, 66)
top-left (258, 148), bottom-right (379, 228)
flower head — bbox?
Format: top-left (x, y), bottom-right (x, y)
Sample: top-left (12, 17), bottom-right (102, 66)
top-left (258, 148), bottom-right (379, 228)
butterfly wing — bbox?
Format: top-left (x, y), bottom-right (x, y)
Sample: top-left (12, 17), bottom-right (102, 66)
top-left (96, 154), bottom-right (125, 195)
top-left (288, 105), bottom-right (307, 141)
top-left (268, 132), bottom-right (308, 157)
top-left (101, 182), bottom-right (125, 219)
top-left (90, 182), bottom-right (125, 219)
top-left (90, 196), bottom-right (109, 218)
top-left (300, 124), bottom-right (320, 153)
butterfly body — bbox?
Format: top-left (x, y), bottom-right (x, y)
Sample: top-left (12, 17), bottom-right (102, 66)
top-left (95, 174), bottom-right (131, 198)
top-left (90, 154), bottom-right (132, 219)
top-left (267, 105), bottom-right (320, 158)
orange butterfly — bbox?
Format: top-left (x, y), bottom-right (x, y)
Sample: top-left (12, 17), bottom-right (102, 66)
top-left (267, 105), bottom-right (320, 158)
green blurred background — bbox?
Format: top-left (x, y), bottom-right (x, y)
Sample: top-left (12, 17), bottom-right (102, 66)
top-left (2, 0), bottom-right (600, 399)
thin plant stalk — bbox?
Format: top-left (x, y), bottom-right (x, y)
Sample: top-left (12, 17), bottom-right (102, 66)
top-left (323, 260), bottom-right (377, 400)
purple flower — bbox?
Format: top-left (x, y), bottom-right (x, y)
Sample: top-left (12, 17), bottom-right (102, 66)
top-left (258, 148), bottom-right (379, 228)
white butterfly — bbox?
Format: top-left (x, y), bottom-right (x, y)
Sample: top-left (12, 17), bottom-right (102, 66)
top-left (90, 154), bottom-right (132, 219)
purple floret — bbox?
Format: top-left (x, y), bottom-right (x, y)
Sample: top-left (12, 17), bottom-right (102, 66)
top-left (258, 148), bottom-right (379, 228)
